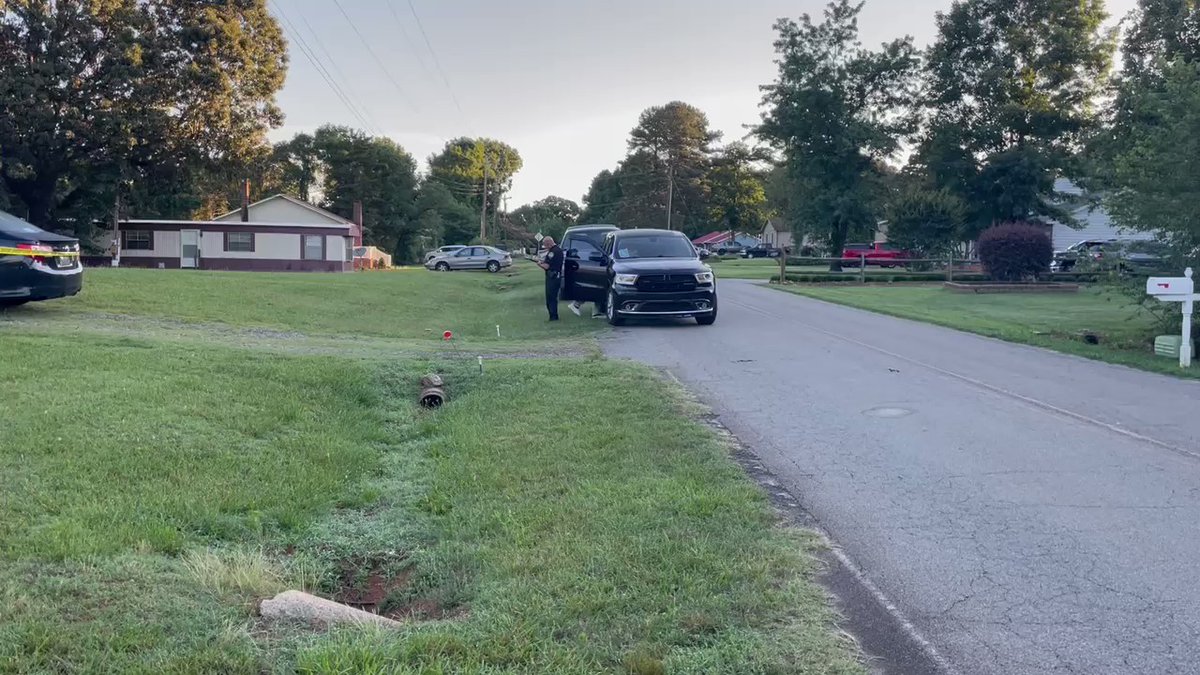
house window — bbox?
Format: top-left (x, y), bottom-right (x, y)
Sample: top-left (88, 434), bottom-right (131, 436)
top-left (302, 234), bottom-right (324, 261)
top-left (224, 232), bottom-right (255, 253)
top-left (122, 230), bottom-right (153, 251)
top-left (344, 238), bottom-right (353, 262)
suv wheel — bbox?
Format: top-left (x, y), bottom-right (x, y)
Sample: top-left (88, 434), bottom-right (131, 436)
top-left (487, 260), bottom-right (501, 273)
top-left (435, 261), bottom-right (450, 272)
top-left (606, 290), bottom-right (625, 326)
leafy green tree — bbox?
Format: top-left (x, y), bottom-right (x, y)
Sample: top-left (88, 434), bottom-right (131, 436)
top-left (1101, 59), bottom-right (1200, 254)
top-left (272, 134), bottom-right (321, 203)
top-left (411, 181), bottom-right (477, 252)
top-left (885, 188), bottom-right (968, 256)
top-left (1120, 0), bottom-right (1200, 80)
top-left (579, 169), bottom-right (623, 225)
top-left (627, 101), bottom-right (719, 232)
top-left (427, 138), bottom-right (523, 237)
top-left (0, 0), bottom-right (287, 235)
top-left (510, 196), bottom-right (582, 243)
top-left (757, 0), bottom-right (919, 270)
top-left (313, 126), bottom-right (418, 258)
top-left (1091, 1), bottom-right (1200, 258)
top-left (706, 143), bottom-right (771, 236)
top-left (918, 0), bottom-right (1116, 231)
top-left (613, 151), bottom-right (674, 231)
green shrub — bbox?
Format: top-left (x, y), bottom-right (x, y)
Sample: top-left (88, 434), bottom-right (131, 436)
top-left (978, 223), bottom-right (1053, 281)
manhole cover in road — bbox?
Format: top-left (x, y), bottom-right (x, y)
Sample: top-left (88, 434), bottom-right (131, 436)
top-left (864, 406), bottom-right (914, 419)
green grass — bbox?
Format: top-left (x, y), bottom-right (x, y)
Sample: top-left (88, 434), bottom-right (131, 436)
top-left (11, 263), bottom-right (596, 347)
top-left (710, 258), bottom-right (788, 280)
top-left (0, 334), bottom-right (386, 560)
top-left (779, 284), bottom-right (1196, 378)
top-left (0, 267), bottom-right (862, 673)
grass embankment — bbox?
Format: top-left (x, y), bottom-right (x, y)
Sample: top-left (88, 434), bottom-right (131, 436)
top-left (780, 284), bottom-right (1194, 378)
top-left (0, 266), bottom-right (862, 673)
top-left (10, 264), bottom-right (597, 349)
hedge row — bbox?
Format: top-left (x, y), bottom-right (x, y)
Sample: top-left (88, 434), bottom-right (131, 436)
top-left (775, 272), bottom-right (1101, 284)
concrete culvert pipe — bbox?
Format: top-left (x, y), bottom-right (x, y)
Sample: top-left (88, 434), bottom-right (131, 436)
top-left (420, 374), bottom-right (447, 408)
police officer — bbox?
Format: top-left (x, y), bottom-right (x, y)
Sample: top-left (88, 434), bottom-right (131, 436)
top-left (537, 236), bottom-right (564, 321)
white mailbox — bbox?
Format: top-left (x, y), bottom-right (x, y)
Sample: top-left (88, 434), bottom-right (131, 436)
top-left (1147, 275), bottom-right (1194, 297)
top-left (1145, 268), bottom-right (1196, 368)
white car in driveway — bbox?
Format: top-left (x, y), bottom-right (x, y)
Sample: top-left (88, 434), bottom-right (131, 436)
top-left (425, 245), bottom-right (466, 263)
top-left (425, 246), bottom-right (512, 273)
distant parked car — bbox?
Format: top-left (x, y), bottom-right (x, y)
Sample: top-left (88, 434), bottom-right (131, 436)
top-left (425, 245), bottom-right (466, 263)
top-left (1051, 239), bottom-right (1167, 274)
top-left (743, 244), bottom-right (783, 259)
top-left (714, 243), bottom-right (747, 256)
top-left (1, 210), bottom-right (83, 308)
top-left (425, 246), bottom-right (512, 273)
top-left (841, 243), bottom-right (911, 268)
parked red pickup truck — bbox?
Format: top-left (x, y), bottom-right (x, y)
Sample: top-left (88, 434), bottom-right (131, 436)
top-left (841, 243), bottom-right (912, 267)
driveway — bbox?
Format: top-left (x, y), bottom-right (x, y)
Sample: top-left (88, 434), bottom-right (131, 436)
top-left (603, 280), bottom-right (1200, 675)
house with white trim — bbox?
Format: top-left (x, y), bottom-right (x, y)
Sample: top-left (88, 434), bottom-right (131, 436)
top-left (116, 195), bottom-right (364, 272)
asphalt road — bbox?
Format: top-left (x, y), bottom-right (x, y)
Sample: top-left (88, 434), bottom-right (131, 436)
top-left (602, 280), bottom-right (1200, 675)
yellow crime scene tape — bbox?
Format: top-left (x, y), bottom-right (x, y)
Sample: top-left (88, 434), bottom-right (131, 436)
top-left (0, 246), bottom-right (79, 257)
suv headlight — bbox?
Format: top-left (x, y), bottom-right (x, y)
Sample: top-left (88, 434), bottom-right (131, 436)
top-left (614, 273), bottom-right (639, 286)
top-left (695, 272), bottom-right (715, 284)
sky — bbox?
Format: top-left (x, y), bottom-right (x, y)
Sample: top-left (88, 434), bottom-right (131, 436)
top-left (271, 0), bottom-right (1139, 208)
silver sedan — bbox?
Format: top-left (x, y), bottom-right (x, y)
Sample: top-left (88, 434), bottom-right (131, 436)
top-left (425, 246), bottom-right (512, 273)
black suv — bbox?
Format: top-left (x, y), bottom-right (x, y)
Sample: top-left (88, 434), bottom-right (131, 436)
top-left (563, 228), bottom-right (716, 326)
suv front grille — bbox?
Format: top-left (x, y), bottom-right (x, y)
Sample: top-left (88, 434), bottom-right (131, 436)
top-left (635, 274), bottom-right (696, 292)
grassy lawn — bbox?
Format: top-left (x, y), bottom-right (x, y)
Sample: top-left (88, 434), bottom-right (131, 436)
top-left (779, 284), bottom-right (1195, 378)
top-left (8, 262), bottom-right (596, 349)
top-left (710, 258), bottom-right (786, 280)
top-left (0, 267), bottom-right (862, 673)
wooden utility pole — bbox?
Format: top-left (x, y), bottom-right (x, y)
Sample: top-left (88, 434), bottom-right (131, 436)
top-left (665, 163), bottom-right (675, 230)
top-left (480, 160), bottom-right (489, 241)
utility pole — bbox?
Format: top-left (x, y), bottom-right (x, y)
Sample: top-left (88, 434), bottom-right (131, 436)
top-left (480, 159), bottom-right (489, 242)
top-left (665, 163), bottom-right (675, 231)
top-left (492, 183), bottom-right (500, 239)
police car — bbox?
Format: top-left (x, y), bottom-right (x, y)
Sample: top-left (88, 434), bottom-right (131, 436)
top-left (0, 210), bottom-right (83, 308)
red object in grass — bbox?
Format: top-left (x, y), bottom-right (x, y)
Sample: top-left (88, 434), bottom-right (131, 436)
top-left (443, 331), bottom-right (453, 341)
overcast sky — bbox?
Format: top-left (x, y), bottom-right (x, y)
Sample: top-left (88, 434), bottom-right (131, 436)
top-left (271, 0), bottom-right (1139, 207)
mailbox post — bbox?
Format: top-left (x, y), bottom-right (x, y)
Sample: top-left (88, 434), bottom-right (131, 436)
top-left (1146, 268), bottom-right (1196, 368)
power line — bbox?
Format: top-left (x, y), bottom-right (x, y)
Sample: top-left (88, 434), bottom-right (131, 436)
top-left (270, 0), bottom-right (381, 135)
top-left (293, 5), bottom-right (386, 134)
top-left (383, 0), bottom-right (435, 84)
top-left (330, 0), bottom-right (420, 114)
top-left (403, 0), bottom-right (469, 125)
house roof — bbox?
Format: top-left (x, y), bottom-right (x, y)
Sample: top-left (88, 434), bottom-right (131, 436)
top-left (692, 231), bottom-right (733, 245)
top-left (216, 194), bottom-right (353, 225)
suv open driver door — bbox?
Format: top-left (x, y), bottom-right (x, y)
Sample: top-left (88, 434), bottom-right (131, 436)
top-left (562, 234), bottom-right (608, 303)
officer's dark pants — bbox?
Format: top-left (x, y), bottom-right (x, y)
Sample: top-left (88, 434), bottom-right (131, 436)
top-left (545, 274), bottom-right (561, 320)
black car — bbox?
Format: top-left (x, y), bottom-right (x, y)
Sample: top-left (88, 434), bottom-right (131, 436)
top-left (563, 228), bottom-right (716, 326)
top-left (0, 210), bottom-right (83, 308)
top-left (743, 244), bottom-right (783, 259)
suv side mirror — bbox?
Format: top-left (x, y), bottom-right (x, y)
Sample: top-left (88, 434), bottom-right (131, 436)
top-left (588, 252), bottom-right (606, 263)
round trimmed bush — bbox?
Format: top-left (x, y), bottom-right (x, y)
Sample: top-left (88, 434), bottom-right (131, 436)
top-left (978, 223), bottom-right (1053, 282)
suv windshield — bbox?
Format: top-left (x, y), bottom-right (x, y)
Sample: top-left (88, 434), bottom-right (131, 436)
top-left (614, 234), bottom-right (696, 260)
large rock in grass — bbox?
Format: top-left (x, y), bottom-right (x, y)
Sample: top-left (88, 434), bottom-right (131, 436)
top-left (260, 590), bottom-right (399, 627)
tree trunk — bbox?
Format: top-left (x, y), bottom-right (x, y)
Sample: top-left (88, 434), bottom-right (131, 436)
top-left (828, 220), bottom-right (849, 272)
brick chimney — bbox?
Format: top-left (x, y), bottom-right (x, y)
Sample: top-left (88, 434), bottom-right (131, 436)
top-left (352, 201), bottom-right (364, 247)
top-left (241, 179), bottom-right (251, 222)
